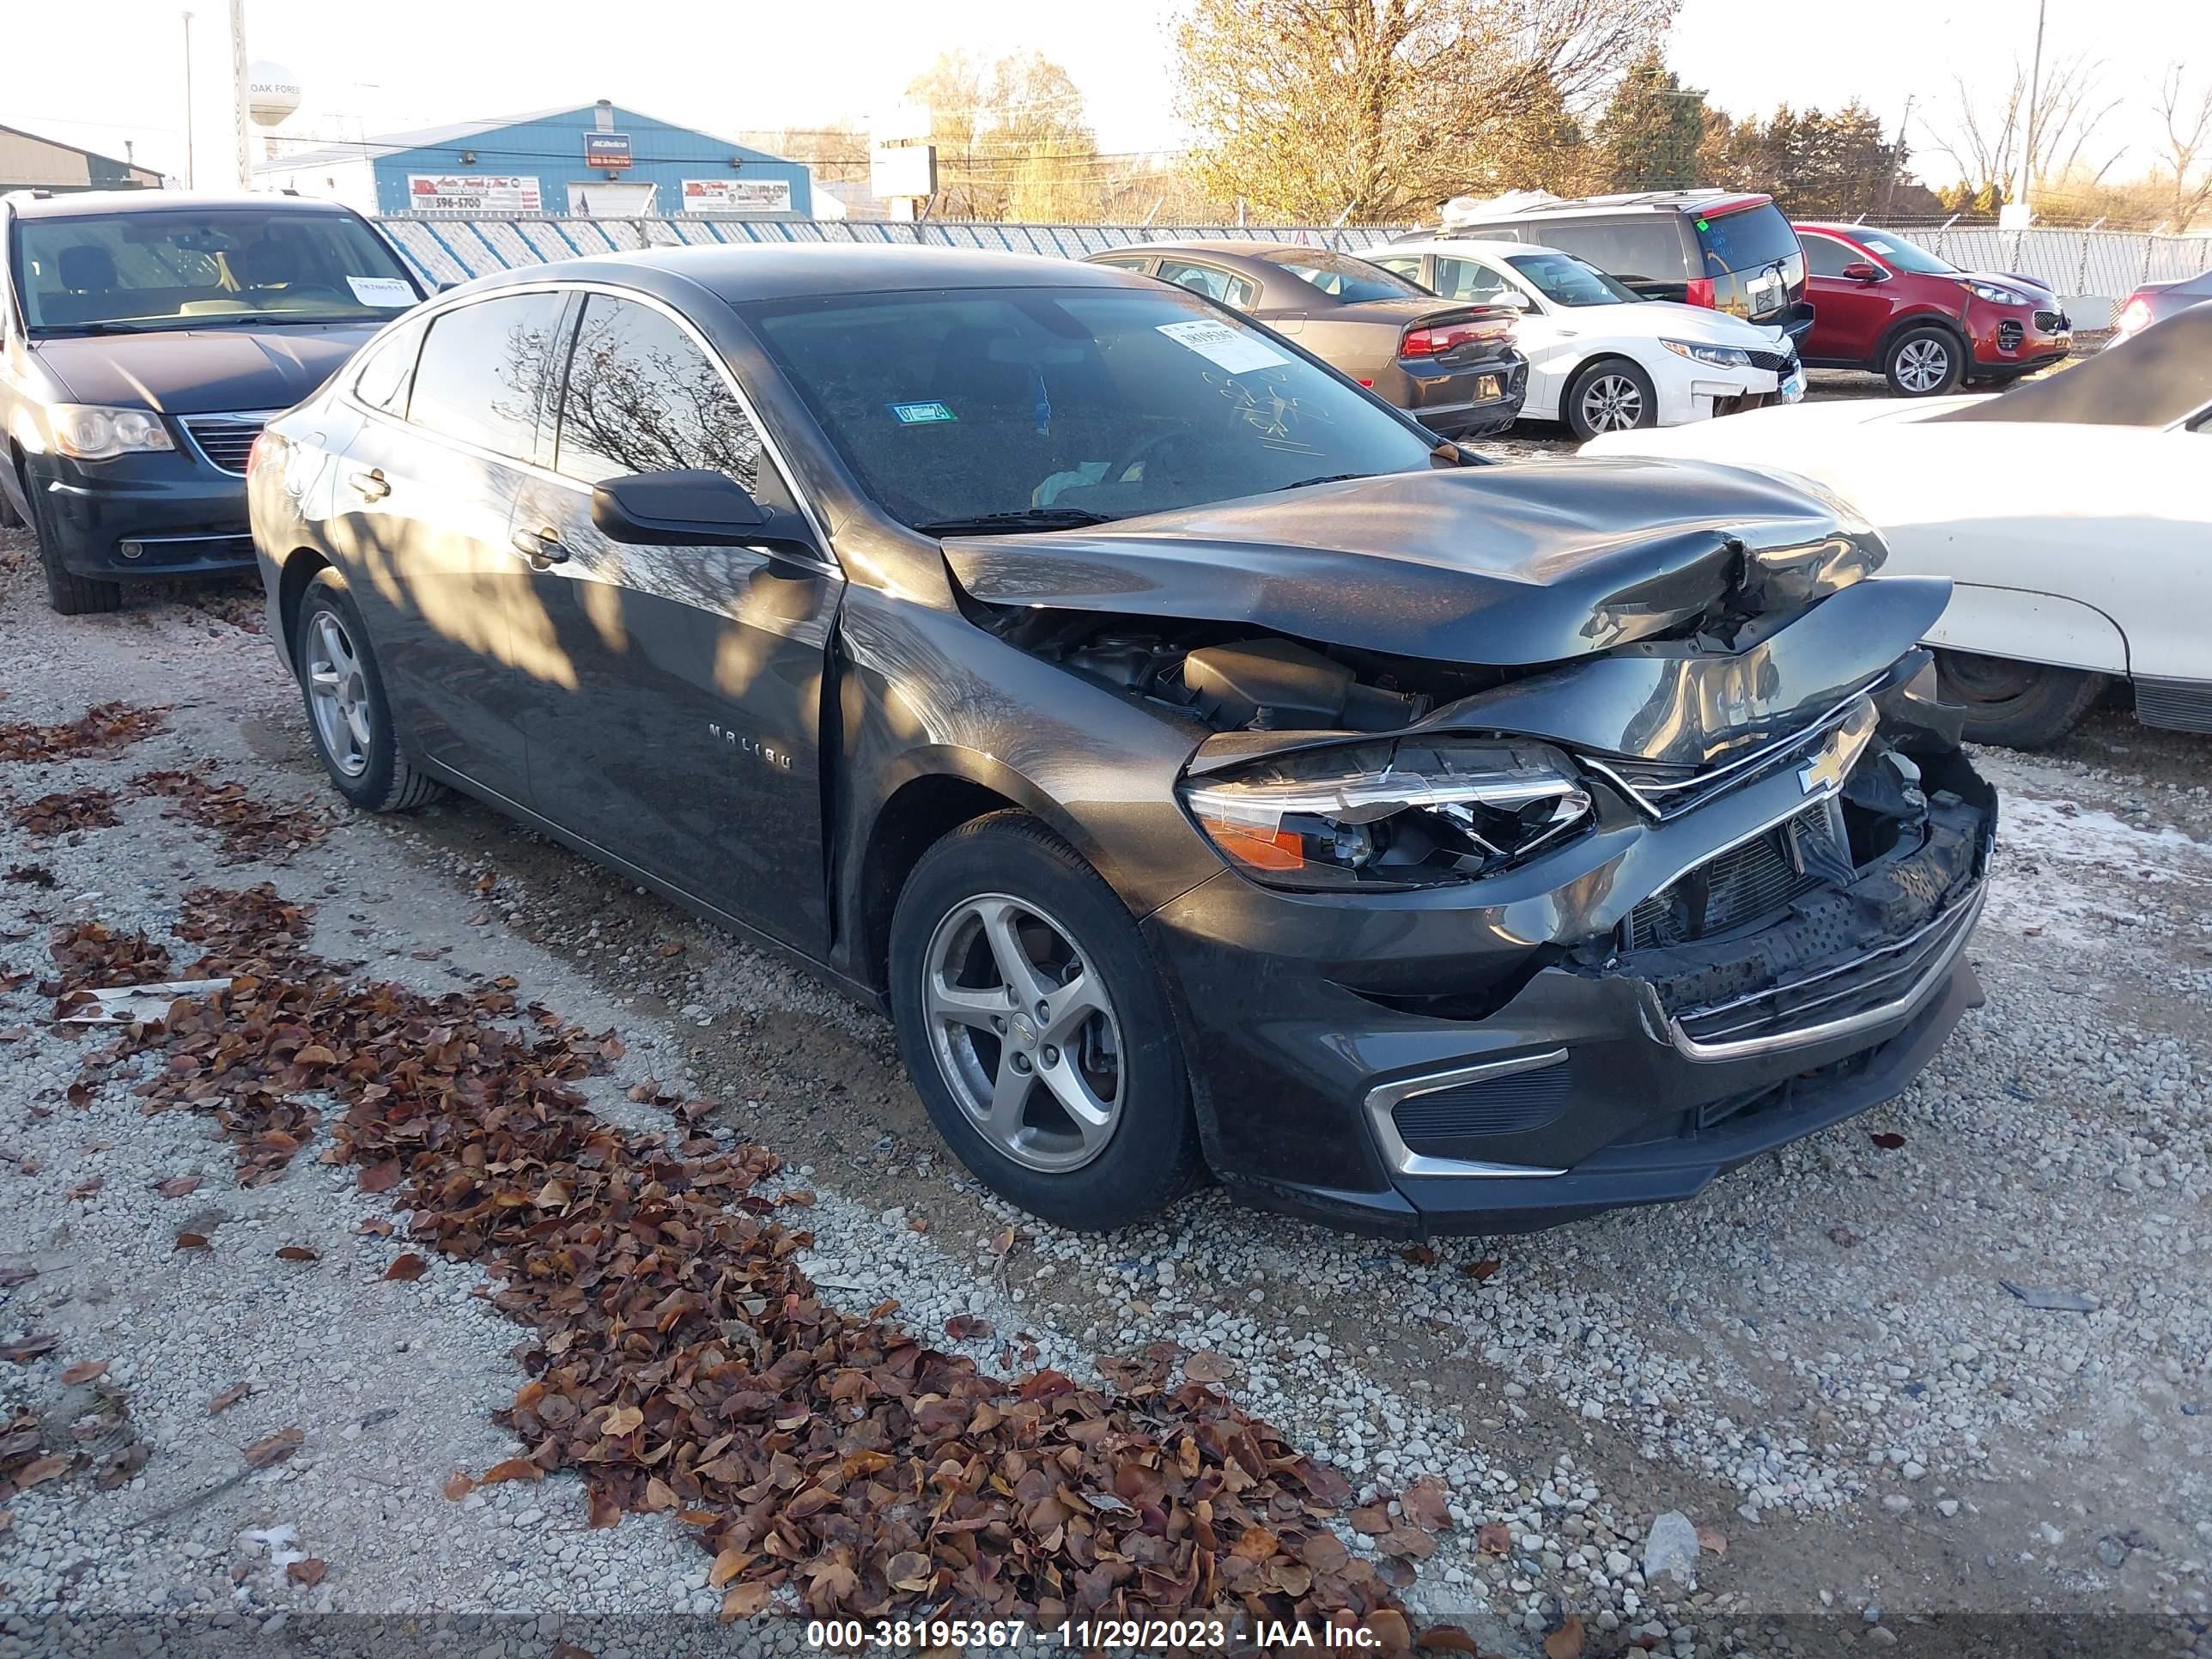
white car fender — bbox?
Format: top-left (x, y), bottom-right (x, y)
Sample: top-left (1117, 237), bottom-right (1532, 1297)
top-left (1921, 584), bottom-right (2130, 678)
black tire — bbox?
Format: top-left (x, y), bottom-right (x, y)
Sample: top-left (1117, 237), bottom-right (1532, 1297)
top-left (1936, 651), bottom-right (2108, 748)
top-left (22, 483), bottom-right (122, 616)
top-left (889, 811), bottom-right (1203, 1231)
top-left (1564, 357), bottom-right (1658, 441)
top-left (292, 567), bottom-right (442, 812)
top-left (1882, 325), bottom-right (1966, 397)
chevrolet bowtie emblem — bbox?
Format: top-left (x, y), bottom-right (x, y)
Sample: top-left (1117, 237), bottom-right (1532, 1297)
top-left (1799, 737), bottom-right (1853, 795)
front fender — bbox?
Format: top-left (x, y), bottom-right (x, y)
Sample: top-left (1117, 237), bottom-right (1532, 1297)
top-left (1921, 582), bottom-right (2130, 678)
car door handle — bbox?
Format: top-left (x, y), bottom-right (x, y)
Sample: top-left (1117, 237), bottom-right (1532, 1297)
top-left (510, 526), bottom-right (569, 568)
top-left (349, 468), bottom-right (390, 501)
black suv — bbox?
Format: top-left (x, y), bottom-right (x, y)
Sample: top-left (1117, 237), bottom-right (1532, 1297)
top-left (1431, 191), bottom-right (1814, 347)
top-left (0, 190), bottom-right (426, 613)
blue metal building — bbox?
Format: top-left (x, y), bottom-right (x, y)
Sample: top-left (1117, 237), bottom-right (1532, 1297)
top-left (257, 100), bottom-right (811, 219)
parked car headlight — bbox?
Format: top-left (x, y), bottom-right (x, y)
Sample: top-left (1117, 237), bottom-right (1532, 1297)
top-left (49, 404), bottom-right (175, 461)
top-left (1182, 738), bottom-right (1592, 890)
top-left (1661, 340), bottom-right (1753, 369)
top-left (1964, 280), bottom-right (2030, 307)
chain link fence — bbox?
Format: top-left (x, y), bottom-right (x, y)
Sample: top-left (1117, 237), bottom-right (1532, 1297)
top-left (374, 214), bottom-right (2212, 327)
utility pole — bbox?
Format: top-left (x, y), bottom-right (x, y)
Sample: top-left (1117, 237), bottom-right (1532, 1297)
top-left (1881, 93), bottom-right (1913, 219)
top-left (2013, 0), bottom-right (2047, 215)
top-left (181, 12), bottom-right (196, 189)
top-left (228, 0), bottom-right (252, 190)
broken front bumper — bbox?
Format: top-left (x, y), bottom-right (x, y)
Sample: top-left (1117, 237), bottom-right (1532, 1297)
top-left (1142, 722), bottom-right (1996, 1237)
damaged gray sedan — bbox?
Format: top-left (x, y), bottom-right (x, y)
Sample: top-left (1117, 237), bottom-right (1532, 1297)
top-left (248, 246), bottom-right (1996, 1236)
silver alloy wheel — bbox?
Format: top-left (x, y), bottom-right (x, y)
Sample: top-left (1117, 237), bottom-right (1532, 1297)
top-left (1894, 337), bottom-right (1952, 392)
top-left (921, 892), bottom-right (1123, 1174)
top-left (1579, 374), bottom-right (1645, 432)
top-left (306, 611), bottom-right (373, 779)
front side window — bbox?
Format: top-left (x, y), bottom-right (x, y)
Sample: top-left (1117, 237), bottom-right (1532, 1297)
top-left (747, 283), bottom-right (1441, 532)
top-left (1854, 234), bottom-right (1959, 276)
top-left (1155, 259), bottom-right (1257, 310)
top-left (552, 295), bottom-right (766, 490)
top-left (1504, 252), bottom-right (1643, 307)
top-left (406, 290), bottom-right (568, 460)
top-left (1799, 234), bottom-right (1859, 278)
top-left (12, 209), bottom-right (421, 334)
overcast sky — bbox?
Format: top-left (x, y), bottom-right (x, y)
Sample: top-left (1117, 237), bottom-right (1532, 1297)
top-left (8, 0), bottom-right (2207, 198)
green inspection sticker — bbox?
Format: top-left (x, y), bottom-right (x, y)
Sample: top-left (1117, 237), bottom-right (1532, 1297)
top-left (888, 400), bottom-right (957, 424)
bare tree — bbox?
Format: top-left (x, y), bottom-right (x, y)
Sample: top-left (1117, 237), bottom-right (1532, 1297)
top-left (2155, 67), bottom-right (2212, 228)
top-left (1173, 0), bottom-right (1677, 224)
top-left (1929, 53), bottom-right (2124, 209)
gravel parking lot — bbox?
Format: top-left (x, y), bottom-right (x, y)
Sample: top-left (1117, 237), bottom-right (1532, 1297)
top-left (0, 422), bottom-right (2206, 1659)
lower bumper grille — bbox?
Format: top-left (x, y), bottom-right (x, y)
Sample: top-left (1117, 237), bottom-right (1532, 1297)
top-left (1668, 886), bottom-right (1982, 1054)
top-left (1996, 319), bottom-right (2025, 350)
top-left (1393, 1063), bottom-right (1572, 1153)
top-left (1628, 805), bottom-right (1829, 948)
top-left (1744, 347), bottom-right (1797, 374)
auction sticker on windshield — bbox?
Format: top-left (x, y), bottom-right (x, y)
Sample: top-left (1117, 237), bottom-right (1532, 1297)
top-left (346, 277), bottom-right (417, 308)
top-left (1156, 319), bottom-right (1289, 374)
top-left (888, 400), bottom-right (957, 424)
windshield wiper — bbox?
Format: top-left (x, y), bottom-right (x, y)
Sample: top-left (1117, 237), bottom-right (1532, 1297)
top-left (915, 507), bottom-right (1115, 536)
top-left (1272, 472), bottom-right (1371, 491)
top-left (40, 321), bottom-right (161, 336)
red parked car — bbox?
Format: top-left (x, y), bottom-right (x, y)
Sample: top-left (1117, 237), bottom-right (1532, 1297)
top-left (1794, 222), bottom-right (2071, 396)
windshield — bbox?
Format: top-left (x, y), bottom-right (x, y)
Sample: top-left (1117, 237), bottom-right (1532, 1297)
top-left (745, 285), bottom-right (1442, 532)
top-left (1853, 233), bottom-right (1960, 276)
top-left (1505, 252), bottom-right (1643, 307)
top-left (13, 209), bottom-right (422, 335)
top-left (1259, 251), bottom-right (1424, 302)
top-left (1694, 203), bottom-right (1801, 276)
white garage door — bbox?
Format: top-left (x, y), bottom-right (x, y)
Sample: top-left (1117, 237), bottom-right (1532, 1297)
top-left (568, 182), bottom-right (657, 218)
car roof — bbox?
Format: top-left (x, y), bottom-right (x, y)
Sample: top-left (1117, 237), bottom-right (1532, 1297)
top-left (447, 242), bottom-right (1157, 306)
top-left (1087, 240), bottom-right (1363, 268)
top-left (1380, 236), bottom-right (1578, 263)
top-left (2, 188), bottom-right (366, 220)
top-left (1453, 191), bottom-right (1771, 221)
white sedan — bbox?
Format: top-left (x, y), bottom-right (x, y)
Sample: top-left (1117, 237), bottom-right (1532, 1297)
top-left (1583, 306), bottom-right (2212, 747)
top-left (1369, 237), bottom-right (1803, 438)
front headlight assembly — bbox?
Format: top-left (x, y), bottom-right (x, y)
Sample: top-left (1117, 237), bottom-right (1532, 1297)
top-left (1661, 339), bottom-right (1753, 368)
top-left (1182, 738), bottom-right (1593, 890)
top-left (1964, 280), bottom-right (2029, 307)
top-left (48, 404), bottom-right (174, 461)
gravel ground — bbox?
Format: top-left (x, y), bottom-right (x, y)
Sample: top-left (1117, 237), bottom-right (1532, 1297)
top-left (1, 469), bottom-right (2207, 1659)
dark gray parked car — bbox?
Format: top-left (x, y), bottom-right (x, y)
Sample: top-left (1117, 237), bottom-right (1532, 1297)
top-left (1085, 240), bottom-right (1527, 437)
top-left (250, 245), bottom-right (1995, 1237)
top-left (2115, 268), bottom-right (2212, 344)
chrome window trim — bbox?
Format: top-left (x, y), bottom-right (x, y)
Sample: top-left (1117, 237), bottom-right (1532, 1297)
top-left (336, 277), bottom-right (838, 571)
top-left (1660, 884), bottom-right (1984, 1062)
top-left (1362, 1050), bottom-right (1571, 1179)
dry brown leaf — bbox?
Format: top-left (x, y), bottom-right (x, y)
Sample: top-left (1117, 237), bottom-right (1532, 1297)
top-left (1542, 1613), bottom-right (1585, 1659)
top-left (944, 1314), bottom-right (993, 1340)
top-left (1462, 1257), bottom-right (1501, 1281)
top-left (441, 1470), bottom-right (474, 1499)
top-left (275, 1246), bottom-right (319, 1262)
top-left (479, 1457), bottom-right (543, 1485)
top-left (1402, 1474), bottom-right (1452, 1532)
top-left (1230, 1524), bottom-right (1278, 1560)
top-left (209, 1383), bottom-right (247, 1415)
top-left (1183, 1349), bottom-right (1236, 1383)
top-left (382, 1253), bottom-right (428, 1282)
top-left (16, 1455), bottom-right (69, 1489)
top-left (243, 1426), bottom-right (304, 1468)
top-left (1696, 1522), bottom-right (1729, 1558)
top-left (287, 1559), bottom-right (327, 1587)
top-left (154, 1176), bottom-right (203, 1198)
top-left (719, 1581), bottom-right (772, 1622)
top-left (600, 1407), bottom-right (644, 1437)
top-left (1365, 1610), bottom-right (1413, 1653)
top-left (886, 1550), bottom-right (932, 1591)
top-left (173, 1231), bottom-right (210, 1251)
top-left (1477, 1521), bottom-right (1512, 1554)
top-left (58, 1359), bottom-right (108, 1386)
top-left (1417, 1627), bottom-right (1481, 1652)
top-left (987, 1224), bottom-right (1017, 1256)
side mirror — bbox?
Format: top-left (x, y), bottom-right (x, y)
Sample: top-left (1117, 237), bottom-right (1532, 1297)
top-left (1841, 262), bottom-right (1886, 284)
top-left (592, 469), bottom-right (771, 546)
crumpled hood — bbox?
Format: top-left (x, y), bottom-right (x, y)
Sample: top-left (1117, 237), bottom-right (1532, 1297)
top-left (943, 459), bottom-right (1880, 668)
top-left (32, 324), bottom-right (382, 415)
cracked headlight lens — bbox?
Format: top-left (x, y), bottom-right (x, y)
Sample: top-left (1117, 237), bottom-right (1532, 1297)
top-left (1182, 738), bottom-right (1592, 890)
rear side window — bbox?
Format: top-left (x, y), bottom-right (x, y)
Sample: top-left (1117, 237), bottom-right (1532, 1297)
top-left (1539, 219), bottom-right (1689, 283)
top-left (407, 291), bottom-right (568, 459)
top-left (1263, 252), bottom-right (1423, 302)
top-left (351, 320), bottom-right (424, 413)
top-left (1799, 234), bottom-right (1858, 278)
top-left (1432, 258), bottom-right (1512, 304)
top-left (1696, 204), bottom-right (1801, 276)
top-left (553, 294), bottom-right (768, 493)
top-left (1090, 255), bottom-right (1152, 272)
top-left (1155, 259), bottom-right (1257, 311)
